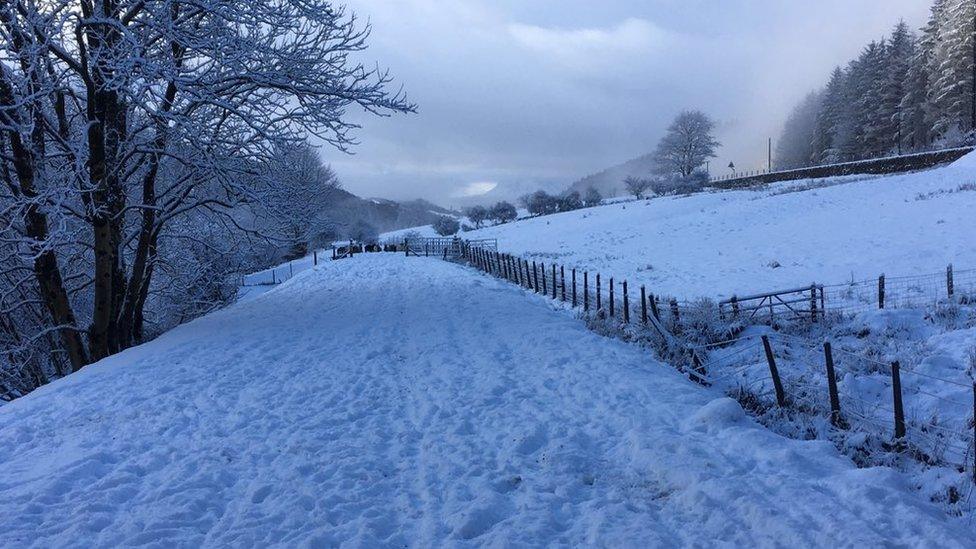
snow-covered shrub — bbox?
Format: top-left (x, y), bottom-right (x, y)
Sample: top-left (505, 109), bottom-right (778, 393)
top-left (652, 174), bottom-right (706, 196)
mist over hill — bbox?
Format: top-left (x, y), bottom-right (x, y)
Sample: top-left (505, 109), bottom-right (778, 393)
top-left (565, 153), bottom-right (657, 198)
top-left (326, 189), bottom-right (455, 235)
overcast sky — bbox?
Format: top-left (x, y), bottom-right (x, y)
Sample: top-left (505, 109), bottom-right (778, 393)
top-left (323, 0), bottom-right (931, 206)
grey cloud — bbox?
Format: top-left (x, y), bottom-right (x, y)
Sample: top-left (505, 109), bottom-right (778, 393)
top-left (320, 0), bottom-right (931, 205)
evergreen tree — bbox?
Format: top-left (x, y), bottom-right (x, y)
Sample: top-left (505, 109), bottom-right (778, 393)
top-left (785, 0), bottom-right (976, 164)
top-left (776, 91), bottom-right (823, 169)
top-left (931, 0), bottom-right (976, 139)
top-left (884, 22), bottom-right (917, 153)
top-left (814, 68), bottom-right (849, 163)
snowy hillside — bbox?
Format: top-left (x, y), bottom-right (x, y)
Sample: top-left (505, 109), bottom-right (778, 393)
top-left (459, 156), bottom-right (976, 301)
top-left (0, 255), bottom-right (969, 546)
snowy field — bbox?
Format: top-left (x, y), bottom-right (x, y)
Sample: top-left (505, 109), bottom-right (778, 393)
top-left (0, 254), bottom-right (970, 546)
top-left (448, 155), bottom-right (976, 301)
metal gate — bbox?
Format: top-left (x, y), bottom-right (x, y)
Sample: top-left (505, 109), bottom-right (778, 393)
top-left (404, 237), bottom-right (497, 258)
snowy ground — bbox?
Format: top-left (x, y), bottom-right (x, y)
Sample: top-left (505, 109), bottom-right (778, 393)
top-left (0, 255), bottom-right (970, 546)
top-left (421, 157), bottom-right (976, 301)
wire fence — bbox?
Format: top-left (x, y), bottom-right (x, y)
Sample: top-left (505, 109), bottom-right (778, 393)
top-left (440, 239), bottom-right (976, 485)
top-left (699, 332), bottom-right (975, 478)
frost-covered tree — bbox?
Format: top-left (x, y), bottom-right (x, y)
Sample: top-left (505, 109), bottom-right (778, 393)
top-left (558, 191), bottom-right (583, 212)
top-left (464, 206), bottom-right (489, 228)
top-left (0, 0), bottom-right (414, 396)
top-left (489, 201), bottom-right (518, 224)
top-left (583, 186), bottom-right (603, 207)
top-left (433, 216), bottom-right (460, 236)
top-left (776, 91), bottom-right (824, 169)
top-left (257, 145), bottom-right (341, 259)
top-left (928, 0), bottom-right (976, 140)
top-left (623, 177), bottom-right (652, 199)
top-left (885, 21), bottom-right (918, 153)
top-left (788, 0), bottom-right (976, 164)
top-left (521, 191), bottom-right (559, 216)
top-left (812, 68), bottom-right (848, 163)
top-left (653, 111), bottom-right (720, 178)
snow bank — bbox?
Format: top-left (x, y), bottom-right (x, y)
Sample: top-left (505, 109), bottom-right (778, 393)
top-left (0, 255), bottom-right (968, 546)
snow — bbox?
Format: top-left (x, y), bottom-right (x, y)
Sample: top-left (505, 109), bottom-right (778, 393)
top-left (0, 254), bottom-right (969, 546)
top-left (951, 148), bottom-right (976, 168)
top-left (456, 161), bottom-right (976, 300)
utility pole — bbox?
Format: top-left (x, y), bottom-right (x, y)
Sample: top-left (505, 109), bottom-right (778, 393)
top-left (767, 137), bottom-right (772, 173)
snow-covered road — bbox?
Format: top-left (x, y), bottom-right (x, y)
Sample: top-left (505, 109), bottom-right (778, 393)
top-left (0, 255), bottom-right (969, 546)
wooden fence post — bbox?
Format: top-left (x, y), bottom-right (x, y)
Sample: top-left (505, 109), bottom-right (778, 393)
top-left (584, 272), bottom-right (589, 311)
top-left (541, 263), bottom-right (548, 295)
top-left (560, 266), bottom-right (566, 301)
top-left (314, 250), bottom-right (318, 266)
top-left (823, 342), bottom-right (842, 427)
top-left (761, 335), bottom-right (786, 407)
top-left (731, 295), bottom-right (739, 318)
top-left (691, 352), bottom-right (709, 386)
top-left (810, 284), bottom-right (818, 322)
top-left (559, 265), bottom-right (566, 301)
top-left (596, 274), bottom-right (602, 310)
top-left (670, 299), bottom-right (679, 324)
top-left (622, 281), bottom-right (630, 323)
top-left (552, 264), bottom-right (557, 300)
top-left (878, 274), bottom-right (885, 309)
top-left (640, 286), bottom-right (647, 324)
top-left (572, 269), bottom-right (577, 307)
top-left (891, 361), bottom-right (905, 440)
top-left (289, 262), bottom-right (293, 278)
top-left (425, 243), bottom-right (429, 257)
top-left (947, 264), bottom-right (954, 299)
top-left (272, 269), bottom-right (276, 284)
top-left (609, 277), bottom-right (615, 317)
top-left (532, 262), bottom-right (539, 291)
top-left (650, 294), bottom-right (660, 320)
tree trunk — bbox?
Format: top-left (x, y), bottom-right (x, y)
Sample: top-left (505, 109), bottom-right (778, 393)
top-left (84, 3), bottom-right (129, 361)
top-left (0, 71), bottom-right (90, 371)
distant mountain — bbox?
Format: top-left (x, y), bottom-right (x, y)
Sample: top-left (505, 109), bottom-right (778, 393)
top-left (566, 153), bottom-right (657, 198)
top-left (324, 190), bottom-right (455, 235)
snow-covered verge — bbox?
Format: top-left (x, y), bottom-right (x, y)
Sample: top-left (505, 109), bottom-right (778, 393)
top-left (457, 155), bottom-right (976, 301)
top-left (692, 304), bottom-right (976, 513)
top-left (458, 238), bottom-right (976, 514)
top-left (0, 254), bottom-right (970, 546)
